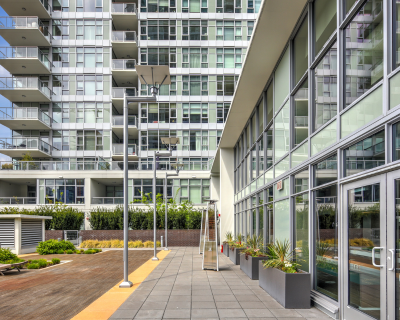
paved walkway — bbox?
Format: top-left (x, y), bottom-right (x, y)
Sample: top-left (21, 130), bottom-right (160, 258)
top-left (110, 247), bottom-right (332, 320)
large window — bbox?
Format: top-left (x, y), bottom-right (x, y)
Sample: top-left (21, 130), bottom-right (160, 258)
top-left (294, 17), bottom-right (308, 85)
top-left (182, 0), bottom-right (207, 12)
top-left (295, 193), bottom-right (309, 272)
top-left (76, 47), bottom-right (108, 68)
top-left (77, 0), bottom-right (103, 12)
top-left (182, 20), bottom-right (207, 40)
top-left (247, 0), bottom-right (260, 13)
top-left (216, 0), bottom-right (241, 13)
top-left (182, 48), bottom-right (208, 68)
top-left (217, 103), bottom-right (229, 123)
top-left (53, 130), bottom-right (110, 151)
top-left (141, 76), bottom-right (176, 96)
top-left (140, 48), bottom-right (176, 68)
top-left (53, 102), bottom-right (110, 124)
top-left (274, 101), bottom-right (290, 161)
top-left (141, 130), bottom-right (177, 151)
top-left (53, 0), bottom-right (69, 12)
top-left (314, 154), bottom-right (337, 187)
top-left (52, 48), bottom-right (69, 67)
top-left (53, 75), bottom-right (70, 95)
top-left (182, 75), bottom-right (208, 96)
top-left (294, 79), bottom-right (308, 146)
top-left (133, 179), bottom-right (172, 203)
top-left (140, 20), bottom-right (176, 40)
top-left (52, 20), bottom-right (69, 40)
top-left (77, 20), bottom-right (105, 40)
top-left (141, 103), bottom-right (176, 124)
top-left (217, 75), bottom-right (237, 96)
top-left (217, 48), bottom-right (242, 68)
top-left (216, 21), bottom-right (242, 41)
top-left (141, 0), bottom-right (176, 12)
top-left (42, 179), bottom-right (84, 204)
top-left (77, 75), bottom-right (104, 95)
top-left (344, 0), bottom-right (384, 107)
top-left (182, 131), bottom-right (209, 151)
top-left (173, 179), bottom-right (210, 204)
top-left (183, 103), bottom-right (208, 123)
top-left (313, 0), bottom-right (336, 57)
top-left (247, 21), bottom-right (254, 41)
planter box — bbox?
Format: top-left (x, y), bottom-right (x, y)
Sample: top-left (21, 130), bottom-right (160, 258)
top-left (240, 254), bottom-right (266, 280)
top-left (229, 247), bottom-right (244, 265)
top-left (258, 261), bottom-right (311, 309)
top-left (223, 243), bottom-right (229, 257)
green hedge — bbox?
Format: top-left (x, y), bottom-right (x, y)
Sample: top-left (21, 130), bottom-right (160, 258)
top-left (37, 239), bottom-right (76, 255)
top-left (0, 205), bottom-right (84, 230)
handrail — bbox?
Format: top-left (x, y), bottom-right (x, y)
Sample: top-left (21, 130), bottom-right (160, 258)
top-left (112, 3), bottom-right (137, 13)
top-left (112, 31), bottom-right (137, 42)
top-left (112, 59), bottom-right (136, 70)
top-left (0, 197), bottom-right (37, 205)
top-left (112, 143), bottom-right (137, 155)
top-left (0, 17), bottom-right (52, 42)
top-left (112, 115), bottom-right (136, 126)
top-left (112, 87), bottom-right (137, 98)
top-left (0, 137), bottom-right (55, 154)
top-left (91, 197), bottom-right (124, 204)
top-left (0, 77), bottom-right (53, 98)
top-left (0, 107), bottom-right (55, 126)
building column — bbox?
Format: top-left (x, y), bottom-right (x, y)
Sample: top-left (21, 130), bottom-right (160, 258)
top-left (219, 148), bottom-right (235, 239)
top-left (14, 218), bottom-right (21, 255)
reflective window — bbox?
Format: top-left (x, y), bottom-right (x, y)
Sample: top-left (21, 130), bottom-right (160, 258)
top-left (294, 17), bottom-right (308, 85)
top-left (345, 0), bottom-right (357, 15)
top-left (393, 122), bottom-right (400, 161)
top-left (314, 154), bottom-right (337, 187)
top-left (274, 199), bottom-right (290, 243)
top-left (274, 101), bottom-right (290, 161)
top-left (314, 0), bottom-right (336, 56)
top-left (294, 168), bottom-right (309, 193)
top-left (258, 98), bottom-right (264, 137)
top-left (395, 0), bottom-right (400, 69)
top-left (266, 83), bottom-right (273, 124)
top-left (294, 79), bottom-right (308, 146)
top-left (295, 193), bottom-right (309, 272)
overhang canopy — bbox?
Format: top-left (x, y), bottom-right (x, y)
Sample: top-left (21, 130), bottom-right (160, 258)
top-left (136, 65), bottom-right (171, 86)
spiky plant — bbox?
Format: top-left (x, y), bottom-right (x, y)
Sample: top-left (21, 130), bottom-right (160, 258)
top-left (263, 239), bottom-right (300, 273)
top-left (236, 233), bottom-right (243, 244)
top-left (246, 234), bottom-right (264, 250)
top-left (225, 231), bottom-right (233, 243)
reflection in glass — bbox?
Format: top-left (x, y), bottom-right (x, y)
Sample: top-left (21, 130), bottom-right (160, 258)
top-left (294, 17), bottom-right (308, 85)
top-left (348, 184), bottom-right (380, 319)
top-left (294, 79), bottom-right (308, 146)
top-left (266, 128), bottom-right (273, 169)
top-left (274, 101), bottom-right (290, 161)
top-left (258, 192), bottom-right (264, 238)
top-left (314, 43), bottom-right (337, 131)
top-left (295, 193), bottom-right (309, 272)
top-left (393, 122), bottom-right (400, 161)
top-left (267, 203), bottom-right (273, 244)
top-left (345, 0), bottom-right (357, 14)
top-left (274, 199), bottom-right (290, 243)
top-left (395, 1), bottom-right (400, 68)
top-left (344, 130), bottom-right (385, 177)
top-left (315, 155), bottom-right (337, 187)
top-left (258, 98), bottom-right (264, 137)
top-left (344, 0), bottom-right (383, 107)
top-left (266, 83), bottom-right (273, 124)
top-left (252, 196), bottom-right (257, 237)
top-left (395, 180), bottom-right (400, 320)
top-left (315, 184), bottom-right (338, 300)
top-left (314, 0), bottom-right (336, 56)
top-left (295, 169), bottom-right (309, 193)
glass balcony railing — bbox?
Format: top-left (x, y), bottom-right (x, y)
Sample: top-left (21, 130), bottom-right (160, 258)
top-left (112, 31), bottom-right (137, 42)
top-left (113, 143), bottom-right (137, 155)
top-left (112, 3), bottom-right (137, 13)
top-left (0, 107), bottom-right (54, 126)
top-left (92, 197), bottom-right (123, 205)
top-left (0, 17), bottom-right (52, 43)
top-left (0, 47), bottom-right (52, 70)
top-left (295, 116), bottom-right (308, 127)
top-left (0, 137), bottom-right (54, 155)
top-left (112, 115), bottom-right (136, 126)
top-left (0, 197), bottom-right (37, 205)
top-left (112, 87), bottom-right (137, 98)
top-left (112, 59), bottom-right (136, 70)
top-left (0, 77), bottom-right (52, 98)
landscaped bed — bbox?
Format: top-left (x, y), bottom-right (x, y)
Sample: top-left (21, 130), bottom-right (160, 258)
top-left (37, 239), bottom-right (103, 255)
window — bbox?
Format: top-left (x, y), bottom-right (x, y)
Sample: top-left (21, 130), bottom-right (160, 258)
top-left (247, 0), bottom-right (260, 13)
top-left (294, 17), bottom-right (308, 85)
top-left (182, 0), bottom-right (207, 12)
top-left (182, 75), bottom-right (208, 96)
top-left (141, 76), bottom-right (176, 96)
top-left (216, 21), bottom-right (241, 41)
top-left (395, 0), bottom-right (400, 69)
top-left (76, 102), bottom-right (110, 123)
top-left (77, 0), bottom-right (103, 12)
top-left (52, 75), bottom-right (69, 95)
top-left (294, 79), bottom-right (308, 146)
top-left (52, 48), bottom-right (69, 68)
top-left (182, 131), bottom-right (208, 151)
top-left (141, 0), bottom-right (176, 12)
top-left (217, 48), bottom-right (242, 68)
top-left (140, 48), bottom-right (176, 68)
top-left (182, 20), bottom-right (208, 40)
top-left (344, 0), bottom-right (383, 107)
top-left (77, 20), bottom-right (104, 40)
top-left (141, 130), bottom-right (177, 151)
top-left (141, 103), bottom-right (176, 124)
top-left (294, 169), bottom-right (309, 193)
top-left (314, 43), bottom-right (337, 130)
top-left (77, 75), bottom-right (103, 95)
top-left (182, 48), bottom-right (208, 68)
top-left (52, 20), bottom-right (69, 40)
top-left (182, 103), bottom-right (208, 123)
top-left (140, 20), bottom-right (176, 40)
top-left (295, 193), bottom-right (309, 271)
top-left (314, 154), bottom-right (337, 187)
top-left (274, 101), bottom-right (290, 161)
top-left (314, 0), bottom-right (336, 57)
top-left (53, 130), bottom-right (110, 151)
top-left (216, 0), bottom-right (241, 13)
top-left (217, 130), bottom-right (222, 145)
top-left (217, 103), bottom-right (229, 123)
top-left (173, 179), bottom-right (210, 204)
top-left (345, 130), bottom-right (385, 177)
top-left (43, 179), bottom-right (84, 204)
top-left (247, 21), bottom-right (254, 41)
top-left (217, 75), bottom-right (237, 96)
top-left (76, 47), bottom-right (104, 68)
top-left (53, 0), bottom-right (69, 11)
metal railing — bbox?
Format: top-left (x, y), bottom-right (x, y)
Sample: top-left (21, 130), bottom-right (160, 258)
top-left (0, 137), bottom-right (54, 155)
top-left (112, 3), bottom-right (137, 13)
top-left (0, 197), bottom-right (36, 205)
top-left (0, 107), bottom-right (54, 126)
top-left (112, 115), bottom-right (136, 126)
top-left (112, 59), bottom-right (136, 70)
top-left (113, 143), bottom-right (137, 155)
top-left (0, 77), bottom-right (52, 99)
top-left (92, 197), bottom-right (123, 205)
top-left (0, 47), bottom-right (52, 70)
top-left (346, 160), bottom-right (385, 170)
top-left (39, 0), bottom-right (52, 14)
top-left (112, 87), bottom-right (137, 98)
top-left (112, 31), bottom-right (137, 42)
top-left (295, 116), bottom-right (308, 127)
top-left (0, 17), bottom-right (52, 43)
top-left (0, 160), bottom-right (211, 171)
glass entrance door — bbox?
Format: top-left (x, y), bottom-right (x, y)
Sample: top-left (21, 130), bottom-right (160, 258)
top-left (342, 174), bottom-right (387, 320)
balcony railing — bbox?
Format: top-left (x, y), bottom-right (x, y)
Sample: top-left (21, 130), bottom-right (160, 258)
top-left (112, 87), bottom-right (137, 98)
top-left (112, 115), bottom-right (136, 126)
top-left (0, 107), bottom-right (54, 126)
top-left (113, 143), bottom-right (137, 155)
top-left (0, 46), bottom-right (52, 70)
top-left (0, 17), bottom-right (52, 43)
top-left (112, 31), bottom-right (137, 42)
top-left (295, 116), bottom-right (308, 127)
top-left (92, 197), bottom-right (123, 205)
top-left (0, 137), bottom-right (54, 155)
top-left (0, 77), bottom-right (52, 99)
top-left (112, 3), bottom-right (137, 13)
top-left (112, 59), bottom-right (136, 70)
top-left (346, 160), bottom-right (385, 170)
top-left (0, 160), bottom-right (211, 171)
top-left (0, 197), bottom-right (37, 205)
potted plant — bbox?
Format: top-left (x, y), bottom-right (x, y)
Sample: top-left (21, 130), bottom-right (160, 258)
top-left (223, 231), bottom-right (233, 257)
top-left (259, 239), bottom-right (310, 309)
top-left (229, 233), bottom-right (245, 265)
top-left (240, 234), bottom-right (267, 280)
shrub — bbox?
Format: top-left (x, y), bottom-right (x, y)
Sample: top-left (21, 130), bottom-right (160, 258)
top-left (2, 163), bottom-right (13, 170)
top-left (47, 262), bottom-right (53, 266)
top-left (84, 250), bottom-right (94, 254)
top-left (76, 250), bottom-right (81, 254)
top-left (92, 249), bottom-right (101, 253)
top-left (0, 248), bottom-right (23, 263)
top-left (51, 258), bottom-right (60, 264)
top-left (66, 249), bottom-right (74, 254)
top-left (27, 263), bottom-right (39, 269)
top-left (131, 240), bottom-right (144, 248)
top-left (37, 239), bottom-right (75, 255)
top-left (38, 259), bottom-right (48, 268)
top-left (143, 241), bottom-right (154, 248)
top-left (57, 250), bottom-right (65, 254)
top-left (80, 249), bottom-right (84, 253)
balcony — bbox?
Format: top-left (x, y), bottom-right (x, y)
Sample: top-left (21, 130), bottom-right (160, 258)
top-left (0, 77), bottom-right (52, 102)
top-left (112, 59), bottom-right (137, 87)
top-left (0, 137), bottom-right (54, 157)
top-left (111, 31), bottom-right (138, 60)
top-left (294, 116), bottom-right (308, 127)
top-left (111, 3), bottom-right (138, 31)
top-left (0, 47), bottom-right (51, 74)
top-left (92, 197), bottom-right (123, 205)
top-left (0, 17), bottom-right (52, 46)
top-left (0, 197), bottom-right (36, 205)
top-left (112, 115), bottom-right (138, 138)
top-left (0, 107), bottom-right (53, 130)
top-left (112, 143), bottom-right (138, 160)
top-left (112, 87), bottom-right (137, 112)
top-left (0, 0), bottom-right (51, 19)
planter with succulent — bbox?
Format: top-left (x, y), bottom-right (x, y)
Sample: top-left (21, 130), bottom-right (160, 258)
top-left (259, 240), bottom-right (311, 309)
top-left (229, 233), bottom-right (245, 265)
top-left (223, 231), bottom-right (233, 257)
top-left (240, 235), bottom-right (267, 280)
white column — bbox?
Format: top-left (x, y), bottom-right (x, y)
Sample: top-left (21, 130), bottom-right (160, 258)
top-left (14, 218), bottom-right (21, 255)
top-left (219, 148), bottom-right (235, 239)
top-left (42, 219), bottom-right (45, 243)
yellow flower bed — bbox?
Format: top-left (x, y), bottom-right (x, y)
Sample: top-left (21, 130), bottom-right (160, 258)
top-left (80, 239), bottom-right (161, 248)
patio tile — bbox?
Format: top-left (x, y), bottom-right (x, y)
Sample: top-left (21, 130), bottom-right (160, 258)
top-left (238, 301), bottom-right (266, 309)
top-left (191, 308), bottom-right (219, 318)
top-left (191, 301), bottom-right (216, 309)
top-left (134, 309), bottom-right (164, 319)
top-left (109, 309), bottom-right (138, 319)
top-left (270, 309), bottom-right (303, 318)
top-left (192, 295), bottom-right (215, 302)
top-left (140, 301), bottom-right (167, 310)
top-left (166, 301), bottom-right (191, 309)
top-left (163, 309), bottom-right (191, 318)
top-left (213, 294), bottom-right (237, 302)
top-left (243, 309), bottom-right (275, 318)
top-left (215, 301), bottom-right (241, 308)
top-left (217, 308), bottom-right (247, 318)
top-left (168, 295), bottom-right (191, 302)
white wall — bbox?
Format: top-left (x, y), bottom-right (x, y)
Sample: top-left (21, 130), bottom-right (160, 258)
top-left (219, 148), bottom-right (235, 240)
top-left (0, 181), bottom-right (27, 197)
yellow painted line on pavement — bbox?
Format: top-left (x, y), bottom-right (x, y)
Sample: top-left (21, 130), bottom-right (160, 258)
top-left (71, 250), bottom-right (170, 320)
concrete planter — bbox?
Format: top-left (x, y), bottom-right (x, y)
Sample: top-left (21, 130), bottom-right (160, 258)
top-left (229, 247), bottom-right (244, 265)
top-left (223, 243), bottom-right (230, 257)
top-left (240, 254), bottom-right (266, 280)
top-left (258, 261), bottom-right (311, 309)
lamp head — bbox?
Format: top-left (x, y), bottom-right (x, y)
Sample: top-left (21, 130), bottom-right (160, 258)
top-left (171, 163), bottom-right (184, 174)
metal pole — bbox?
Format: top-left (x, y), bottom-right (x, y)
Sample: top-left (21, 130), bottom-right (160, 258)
top-left (119, 96), bottom-right (132, 288)
top-left (165, 172), bottom-right (168, 250)
top-left (152, 154), bottom-right (159, 261)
